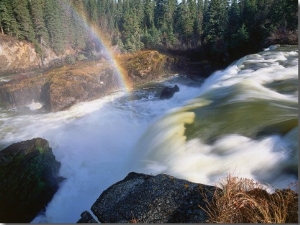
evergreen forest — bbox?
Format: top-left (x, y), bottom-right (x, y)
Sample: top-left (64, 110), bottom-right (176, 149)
top-left (0, 0), bottom-right (298, 63)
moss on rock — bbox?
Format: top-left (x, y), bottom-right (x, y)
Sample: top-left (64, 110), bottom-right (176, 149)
top-left (0, 138), bottom-right (63, 223)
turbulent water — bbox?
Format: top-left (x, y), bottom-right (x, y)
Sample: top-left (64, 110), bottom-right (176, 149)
top-left (0, 45), bottom-right (298, 223)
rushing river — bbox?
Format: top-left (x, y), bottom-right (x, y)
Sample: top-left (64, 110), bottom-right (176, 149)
top-left (0, 45), bottom-right (298, 223)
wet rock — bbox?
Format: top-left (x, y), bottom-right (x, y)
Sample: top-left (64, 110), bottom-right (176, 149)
top-left (82, 172), bottom-right (217, 223)
top-left (160, 84), bottom-right (180, 99)
top-left (0, 138), bottom-right (63, 223)
top-left (0, 62), bottom-right (121, 112)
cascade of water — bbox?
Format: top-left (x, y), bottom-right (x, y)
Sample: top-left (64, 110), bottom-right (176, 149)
top-left (0, 46), bottom-right (297, 223)
top-left (132, 46), bottom-right (298, 190)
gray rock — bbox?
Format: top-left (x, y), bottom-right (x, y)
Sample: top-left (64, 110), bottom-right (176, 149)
top-left (88, 172), bottom-right (217, 223)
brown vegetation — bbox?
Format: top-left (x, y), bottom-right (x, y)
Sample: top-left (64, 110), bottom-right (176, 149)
top-left (201, 175), bottom-right (298, 223)
top-left (117, 50), bottom-right (175, 84)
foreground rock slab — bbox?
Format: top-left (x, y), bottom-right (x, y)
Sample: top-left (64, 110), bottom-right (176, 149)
top-left (78, 172), bottom-right (217, 223)
top-left (0, 138), bottom-right (63, 222)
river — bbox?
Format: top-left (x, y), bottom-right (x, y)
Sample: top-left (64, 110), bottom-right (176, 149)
top-left (0, 45), bottom-right (298, 223)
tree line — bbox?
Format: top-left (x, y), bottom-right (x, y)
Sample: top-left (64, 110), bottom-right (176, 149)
top-left (0, 0), bottom-right (297, 63)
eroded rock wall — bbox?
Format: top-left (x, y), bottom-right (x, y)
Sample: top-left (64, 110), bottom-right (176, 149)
top-left (0, 34), bottom-right (60, 74)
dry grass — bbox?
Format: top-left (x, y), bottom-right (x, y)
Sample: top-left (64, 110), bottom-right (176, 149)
top-left (201, 175), bottom-right (298, 223)
top-left (129, 211), bottom-right (139, 223)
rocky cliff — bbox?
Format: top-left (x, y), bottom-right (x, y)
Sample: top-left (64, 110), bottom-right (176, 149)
top-left (0, 34), bottom-right (60, 74)
top-left (0, 35), bottom-right (218, 112)
top-left (0, 138), bottom-right (63, 223)
top-left (0, 50), bottom-right (175, 112)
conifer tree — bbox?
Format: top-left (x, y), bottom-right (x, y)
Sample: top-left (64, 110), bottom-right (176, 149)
top-left (0, 0), bottom-right (20, 37)
top-left (193, 0), bottom-right (204, 46)
top-left (144, 0), bottom-right (155, 29)
top-left (70, 0), bottom-right (87, 50)
top-left (44, 0), bottom-right (66, 54)
top-left (11, 0), bottom-right (35, 42)
top-left (29, 0), bottom-right (49, 48)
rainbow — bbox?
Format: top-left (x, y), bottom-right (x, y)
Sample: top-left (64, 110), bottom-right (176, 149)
top-left (64, 2), bottom-right (132, 92)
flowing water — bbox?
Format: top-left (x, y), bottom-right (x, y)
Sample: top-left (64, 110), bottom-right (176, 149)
top-left (0, 45), bottom-right (298, 223)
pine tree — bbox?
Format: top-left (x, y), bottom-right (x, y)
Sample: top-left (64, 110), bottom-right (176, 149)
top-left (11, 0), bottom-right (35, 42)
top-left (29, 0), bottom-right (49, 48)
top-left (44, 0), bottom-right (66, 54)
top-left (122, 7), bottom-right (144, 52)
top-left (193, 0), bottom-right (204, 46)
top-left (202, 0), bottom-right (229, 59)
top-left (174, 0), bottom-right (194, 48)
top-left (203, 0), bottom-right (228, 44)
top-left (70, 0), bottom-right (87, 50)
top-left (163, 0), bottom-right (178, 47)
top-left (0, 0), bottom-right (20, 37)
top-left (269, 0), bottom-right (297, 30)
top-left (144, 0), bottom-right (155, 29)
top-left (154, 0), bottom-right (166, 30)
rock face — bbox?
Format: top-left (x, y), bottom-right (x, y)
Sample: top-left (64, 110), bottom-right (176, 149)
top-left (160, 84), bottom-right (180, 99)
top-left (78, 172), bottom-right (217, 223)
top-left (40, 62), bottom-right (121, 112)
top-left (0, 61), bottom-right (122, 111)
top-left (0, 34), bottom-right (59, 74)
top-left (0, 50), bottom-right (176, 112)
top-left (0, 138), bottom-right (63, 223)
top-left (0, 34), bottom-right (41, 73)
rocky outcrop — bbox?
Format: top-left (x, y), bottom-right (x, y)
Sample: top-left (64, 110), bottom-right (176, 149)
top-left (0, 138), bottom-right (63, 223)
top-left (0, 51), bottom-right (177, 112)
top-left (0, 34), bottom-right (60, 74)
top-left (40, 62), bottom-right (121, 112)
top-left (119, 50), bottom-right (175, 83)
top-left (77, 172), bottom-right (218, 223)
top-left (0, 60), bottom-right (123, 111)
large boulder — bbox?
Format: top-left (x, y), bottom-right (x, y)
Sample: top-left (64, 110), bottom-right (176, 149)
top-left (78, 172), bottom-right (217, 223)
top-left (0, 138), bottom-right (63, 222)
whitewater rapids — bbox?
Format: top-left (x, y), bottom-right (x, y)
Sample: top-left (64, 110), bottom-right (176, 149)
top-left (0, 45), bottom-right (297, 223)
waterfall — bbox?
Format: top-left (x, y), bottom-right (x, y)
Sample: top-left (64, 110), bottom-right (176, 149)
top-left (0, 45), bottom-right (297, 223)
top-left (132, 45), bottom-right (298, 189)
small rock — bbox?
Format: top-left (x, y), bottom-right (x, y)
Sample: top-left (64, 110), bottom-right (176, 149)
top-left (160, 84), bottom-right (180, 99)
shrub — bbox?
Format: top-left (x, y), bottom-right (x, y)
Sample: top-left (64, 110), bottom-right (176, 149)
top-left (65, 55), bottom-right (76, 65)
top-left (201, 175), bottom-right (298, 223)
top-left (76, 54), bottom-right (87, 61)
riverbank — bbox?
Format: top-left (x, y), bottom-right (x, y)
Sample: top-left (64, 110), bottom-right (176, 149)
top-left (77, 172), bottom-right (298, 223)
top-left (0, 49), bottom-right (221, 112)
